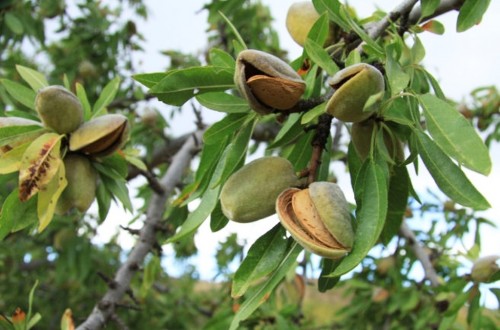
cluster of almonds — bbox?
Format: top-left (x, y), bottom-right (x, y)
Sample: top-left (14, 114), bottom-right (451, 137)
top-left (1, 85), bottom-right (129, 214)
top-left (220, 157), bottom-right (354, 260)
top-left (226, 2), bottom-right (406, 259)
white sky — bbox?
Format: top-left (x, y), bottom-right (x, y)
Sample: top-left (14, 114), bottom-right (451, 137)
top-left (95, 1), bottom-right (499, 290)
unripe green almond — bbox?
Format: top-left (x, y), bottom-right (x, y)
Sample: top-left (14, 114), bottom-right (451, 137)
top-left (326, 63), bottom-right (384, 122)
top-left (235, 49), bottom-right (306, 115)
top-left (220, 157), bottom-right (300, 223)
top-left (286, 1), bottom-right (337, 47)
top-left (351, 119), bottom-right (404, 162)
top-left (35, 85), bottom-right (84, 134)
top-left (56, 153), bottom-right (98, 214)
top-left (471, 255), bottom-right (499, 283)
top-left (69, 114), bottom-right (129, 157)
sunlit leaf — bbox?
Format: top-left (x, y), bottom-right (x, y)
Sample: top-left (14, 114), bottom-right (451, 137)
top-left (304, 39), bottom-right (339, 76)
top-left (1, 79), bottom-right (37, 110)
top-left (150, 66), bottom-right (234, 106)
top-left (229, 241), bottom-right (302, 330)
top-left (331, 160), bottom-right (388, 277)
top-left (209, 48), bottom-right (236, 68)
top-left (60, 309), bottom-right (75, 330)
top-left (420, 93), bottom-right (491, 175)
top-left (0, 141), bottom-right (30, 174)
top-left (92, 76), bottom-right (120, 117)
top-left (18, 133), bottom-right (64, 202)
top-left (232, 224), bottom-right (288, 298)
top-left (196, 92), bottom-right (250, 113)
top-left (415, 131), bottom-right (490, 210)
top-left (76, 83), bottom-right (92, 121)
top-left (16, 65), bottom-right (49, 92)
top-left (37, 160), bottom-right (67, 232)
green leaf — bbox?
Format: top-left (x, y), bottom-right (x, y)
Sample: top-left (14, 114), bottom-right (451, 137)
top-left (92, 76), bottom-right (120, 117)
top-left (229, 241), bottom-right (302, 330)
top-left (15, 65), bottom-right (48, 92)
top-left (318, 259), bottom-right (341, 292)
top-left (26, 280), bottom-right (39, 329)
top-left (444, 289), bottom-right (470, 316)
top-left (331, 160), bottom-right (388, 277)
top-left (5, 12), bottom-right (23, 34)
top-left (231, 224), bottom-right (288, 298)
top-left (301, 102), bottom-right (326, 125)
top-left (208, 48), bottom-right (235, 68)
top-left (196, 92), bottom-right (250, 113)
top-left (203, 113), bottom-right (248, 145)
top-left (421, 69), bottom-right (445, 99)
top-left (219, 11), bottom-right (247, 50)
top-left (100, 174), bottom-right (133, 212)
top-left (140, 256), bottom-right (161, 299)
top-left (149, 66), bottom-right (234, 107)
top-left (210, 202), bottom-right (229, 232)
top-left (37, 160), bottom-right (67, 232)
top-left (381, 165), bottom-right (409, 244)
top-left (211, 116), bottom-right (256, 187)
top-left (305, 12), bottom-right (330, 46)
top-left (420, 0), bottom-right (440, 18)
top-left (0, 142), bottom-right (30, 174)
top-left (312, 0), bottom-right (350, 32)
top-left (167, 146), bottom-right (230, 243)
top-left (340, 6), bottom-right (384, 56)
top-left (0, 125), bottom-right (45, 151)
top-left (18, 133), bottom-right (64, 202)
top-left (1, 79), bottom-right (36, 110)
top-left (457, 0), bottom-right (491, 32)
top-left (385, 46), bottom-right (410, 94)
top-left (267, 113), bottom-right (304, 149)
top-left (286, 130), bottom-right (315, 171)
top-left (415, 131), bottom-right (490, 210)
top-left (420, 93), bottom-right (491, 175)
top-left (0, 189), bottom-right (37, 240)
top-left (411, 36), bottom-right (426, 64)
top-left (75, 83), bottom-right (92, 121)
top-left (96, 183), bottom-right (112, 222)
top-left (304, 39), bottom-right (339, 76)
top-left (132, 72), bottom-right (168, 88)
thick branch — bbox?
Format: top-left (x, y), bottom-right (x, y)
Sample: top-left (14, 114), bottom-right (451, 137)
top-left (399, 221), bottom-right (440, 287)
top-left (365, 0), bottom-right (419, 40)
top-left (77, 130), bottom-right (204, 330)
top-left (408, 0), bottom-right (465, 25)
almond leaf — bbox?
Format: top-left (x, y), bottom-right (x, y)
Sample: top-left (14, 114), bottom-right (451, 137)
top-left (18, 133), bottom-right (63, 202)
top-left (38, 160), bottom-right (67, 231)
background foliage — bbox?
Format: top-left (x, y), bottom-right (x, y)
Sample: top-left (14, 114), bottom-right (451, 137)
top-left (0, 0), bottom-right (499, 329)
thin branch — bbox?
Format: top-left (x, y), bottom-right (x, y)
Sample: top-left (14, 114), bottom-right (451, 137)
top-left (76, 130), bottom-right (204, 330)
top-left (399, 221), bottom-right (440, 287)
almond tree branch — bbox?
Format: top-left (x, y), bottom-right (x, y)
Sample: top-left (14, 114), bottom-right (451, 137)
top-left (399, 221), bottom-right (440, 287)
top-left (76, 130), bottom-right (204, 330)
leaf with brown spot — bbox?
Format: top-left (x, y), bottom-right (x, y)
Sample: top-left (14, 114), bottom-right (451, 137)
top-left (38, 160), bottom-right (67, 232)
top-left (18, 133), bottom-right (64, 202)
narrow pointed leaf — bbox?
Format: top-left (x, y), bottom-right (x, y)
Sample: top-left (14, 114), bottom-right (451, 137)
top-left (196, 92), bottom-right (250, 113)
top-left (92, 76), bottom-right (120, 117)
top-left (232, 224), bottom-right (288, 298)
top-left (304, 39), bottom-right (339, 76)
top-left (15, 65), bottom-right (49, 92)
top-left (1, 79), bottom-right (37, 110)
top-left (381, 165), bottom-right (410, 244)
top-left (0, 125), bottom-right (45, 150)
top-left (150, 66), bottom-right (234, 106)
top-left (331, 160), bottom-right (388, 277)
top-left (416, 131), bottom-right (490, 210)
top-left (18, 133), bottom-right (64, 202)
top-left (229, 241), bottom-right (302, 330)
top-left (420, 93), bottom-right (491, 175)
top-left (37, 161), bottom-right (67, 232)
top-left (76, 83), bottom-right (92, 121)
top-left (203, 113), bottom-right (248, 145)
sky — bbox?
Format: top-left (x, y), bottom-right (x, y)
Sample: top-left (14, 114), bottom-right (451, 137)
top-left (94, 1), bottom-right (499, 293)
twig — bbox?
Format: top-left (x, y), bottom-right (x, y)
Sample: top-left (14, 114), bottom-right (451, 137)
top-left (76, 130), bottom-right (204, 330)
top-left (307, 114), bottom-right (333, 184)
top-left (399, 221), bottom-right (440, 287)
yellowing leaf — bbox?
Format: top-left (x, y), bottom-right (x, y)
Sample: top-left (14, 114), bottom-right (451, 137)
top-left (18, 133), bottom-right (63, 202)
top-left (38, 161), bottom-right (67, 232)
top-left (0, 141), bottom-right (30, 174)
top-left (60, 308), bottom-right (75, 330)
